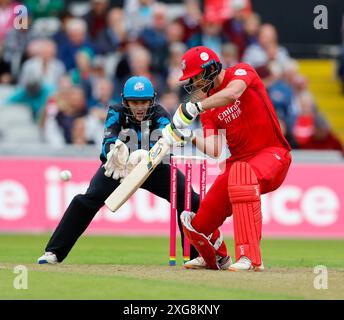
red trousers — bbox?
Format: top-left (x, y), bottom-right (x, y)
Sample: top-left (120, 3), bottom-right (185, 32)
top-left (192, 146), bottom-right (292, 257)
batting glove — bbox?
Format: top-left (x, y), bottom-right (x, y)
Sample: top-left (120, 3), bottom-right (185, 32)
top-left (162, 123), bottom-right (195, 146)
top-left (172, 101), bottom-right (203, 129)
top-left (104, 140), bottom-right (129, 180)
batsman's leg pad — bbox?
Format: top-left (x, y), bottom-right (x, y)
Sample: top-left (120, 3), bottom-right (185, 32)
top-left (228, 162), bottom-right (262, 266)
top-left (181, 211), bottom-right (222, 270)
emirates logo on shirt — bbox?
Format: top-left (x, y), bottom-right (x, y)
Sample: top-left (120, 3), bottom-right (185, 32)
top-left (217, 99), bottom-right (242, 124)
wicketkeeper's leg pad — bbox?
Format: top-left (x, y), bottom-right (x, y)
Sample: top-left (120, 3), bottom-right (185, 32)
top-left (228, 162), bottom-right (262, 266)
top-left (181, 211), bottom-right (223, 270)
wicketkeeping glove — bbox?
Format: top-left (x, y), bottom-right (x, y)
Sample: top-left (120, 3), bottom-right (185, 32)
top-left (104, 140), bottom-right (129, 180)
top-left (126, 149), bottom-right (149, 175)
top-left (172, 101), bottom-right (203, 129)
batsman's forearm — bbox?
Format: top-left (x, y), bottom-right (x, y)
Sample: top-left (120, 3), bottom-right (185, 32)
top-left (200, 80), bottom-right (247, 110)
top-left (192, 135), bottom-right (222, 158)
top-left (200, 88), bottom-right (238, 110)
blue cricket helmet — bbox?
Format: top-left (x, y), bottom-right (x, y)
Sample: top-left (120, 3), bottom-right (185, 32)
top-left (121, 76), bottom-right (157, 123)
top-left (122, 76), bottom-right (155, 100)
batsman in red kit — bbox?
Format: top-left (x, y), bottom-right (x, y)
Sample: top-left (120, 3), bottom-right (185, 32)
top-left (162, 46), bottom-right (292, 271)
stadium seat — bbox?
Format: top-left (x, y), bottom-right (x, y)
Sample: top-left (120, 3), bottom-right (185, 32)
top-left (5, 125), bottom-right (41, 144)
top-left (0, 104), bottom-right (41, 143)
top-left (0, 85), bottom-right (15, 104)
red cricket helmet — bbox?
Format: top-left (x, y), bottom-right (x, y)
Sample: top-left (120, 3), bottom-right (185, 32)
top-left (179, 46), bottom-right (221, 81)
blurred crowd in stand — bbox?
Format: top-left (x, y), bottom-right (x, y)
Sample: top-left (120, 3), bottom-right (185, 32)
top-left (0, 0), bottom-right (343, 153)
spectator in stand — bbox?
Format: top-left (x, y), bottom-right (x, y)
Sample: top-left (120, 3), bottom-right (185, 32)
top-left (52, 10), bottom-right (74, 46)
top-left (96, 7), bottom-right (127, 55)
top-left (278, 117), bottom-right (298, 149)
top-left (2, 13), bottom-right (37, 81)
top-left (72, 113), bottom-right (104, 146)
top-left (283, 59), bottom-right (311, 119)
top-left (283, 59), bottom-right (308, 98)
top-left (167, 19), bottom-right (185, 46)
top-left (292, 92), bottom-right (343, 153)
top-left (129, 44), bottom-right (166, 92)
top-left (178, 0), bottom-right (202, 42)
top-left (139, 3), bottom-right (169, 77)
top-left (114, 43), bottom-right (166, 95)
top-left (292, 92), bottom-right (317, 147)
top-left (19, 39), bottom-right (65, 90)
top-left (0, 40), bottom-right (12, 83)
top-left (166, 42), bottom-right (187, 97)
top-left (40, 75), bottom-right (73, 143)
top-left (57, 18), bottom-right (94, 71)
top-left (302, 116), bottom-right (344, 154)
top-left (223, 0), bottom-right (252, 59)
top-left (24, 0), bottom-right (65, 20)
top-left (25, 38), bottom-right (43, 57)
top-left (254, 61), bottom-right (299, 148)
top-left (221, 43), bottom-right (239, 68)
top-left (69, 47), bottom-right (95, 107)
top-left (266, 62), bottom-right (296, 132)
top-left (284, 59), bottom-right (303, 86)
top-left (243, 12), bottom-right (261, 46)
top-left (242, 23), bottom-right (291, 69)
top-left (44, 86), bottom-right (88, 145)
top-left (337, 43), bottom-right (344, 93)
top-left (89, 77), bottom-right (117, 119)
top-left (72, 116), bottom-right (96, 146)
top-left (0, 0), bottom-right (19, 42)
top-left (159, 90), bottom-right (179, 115)
top-left (91, 55), bottom-right (107, 83)
top-left (84, 78), bottom-right (117, 145)
top-left (187, 14), bottom-right (227, 57)
top-left (113, 43), bottom-right (132, 93)
top-left (83, 0), bottom-right (109, 41)
top-left (124, 0), bottom-right (155, 39)
top-left (5, 74), bottom-right (55, 121)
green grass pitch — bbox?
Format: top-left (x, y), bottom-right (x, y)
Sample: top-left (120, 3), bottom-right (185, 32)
top-left (0, 234), bottom-right (343, 299)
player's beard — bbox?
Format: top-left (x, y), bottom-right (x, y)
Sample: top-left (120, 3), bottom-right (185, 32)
top-left (183, 69), bottom-right (218, 102)
top-left (188, 81), bottom-right (213, 103)
top-left (201, 80), bottom-right (213, 93)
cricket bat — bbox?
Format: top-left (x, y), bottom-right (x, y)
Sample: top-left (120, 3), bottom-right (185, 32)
top-left (105, 138), bottom-right (170, 212)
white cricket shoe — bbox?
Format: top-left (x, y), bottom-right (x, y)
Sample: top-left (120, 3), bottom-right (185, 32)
top-left (228, 256), bottom-right (264, 271)
top-left (37, 252), bottom-right (58, 265)
top-left (184, 255), bottom-right (232, 270)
